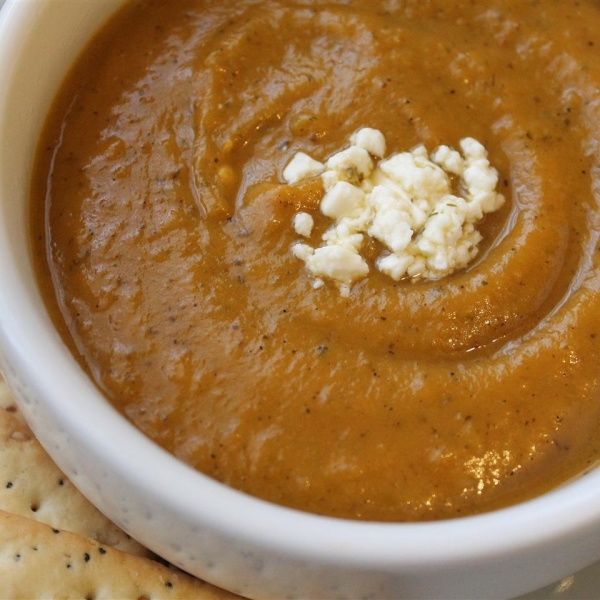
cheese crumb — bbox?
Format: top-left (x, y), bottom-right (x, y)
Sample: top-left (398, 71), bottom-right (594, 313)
top-left (326, 146), bottom-right (373, 185)
top-left (293, 212), bottom-right (314, 238)
top-left (282, 152), bottom-right (324, 184)
top-left (286, 130), bottom-right (504, 294)
top-left (321, 182), bottom-right (366, 220)
top-left (350, 127), bottom-right (387, 158)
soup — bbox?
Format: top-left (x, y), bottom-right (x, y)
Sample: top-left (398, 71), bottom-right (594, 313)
top-left (31, 0), bottom-right (600, 521)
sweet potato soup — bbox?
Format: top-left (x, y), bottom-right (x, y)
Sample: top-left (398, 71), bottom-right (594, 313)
top-left (31, 0), bottom-right (600, 521)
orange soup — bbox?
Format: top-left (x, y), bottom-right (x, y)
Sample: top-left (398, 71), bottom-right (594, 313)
top-left (32, 0), bottom-right (600, 521)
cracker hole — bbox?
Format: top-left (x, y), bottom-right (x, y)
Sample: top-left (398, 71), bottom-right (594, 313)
top-left (85, 594), bottom-right (95, 600)
top-left (30, 503), bottom-right (39, 513)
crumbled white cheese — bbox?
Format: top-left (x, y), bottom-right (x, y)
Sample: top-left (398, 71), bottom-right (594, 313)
top-left (430, 145), bottom-right (464, 176)
top-left (282, 152), bottom-right (324, 184)
top-left (291, 243), bottom-right (369, 297)
top-left (320, 181), bottom-right (366, 220)
top-left (307, 245), bottom-right (369, 284)
top-left (293, 212), bottom-right (314, 238)
top-left (350, 127), bottom-right (387, 158)
top-left (286, 129), bottom-right (504, 294)
top-left (291, 242), bottom-right (314, 263)
top-left (367, 186), bottom-right (415, 253)
top-left (326, 146), bottom-right (373, 185)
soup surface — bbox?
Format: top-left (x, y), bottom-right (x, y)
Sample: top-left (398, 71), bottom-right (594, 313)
top-left (32, 0), bottom-right (600, 521)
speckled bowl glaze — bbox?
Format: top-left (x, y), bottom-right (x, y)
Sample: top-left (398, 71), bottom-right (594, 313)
top-left (1, 1), bottom-right (600, 598)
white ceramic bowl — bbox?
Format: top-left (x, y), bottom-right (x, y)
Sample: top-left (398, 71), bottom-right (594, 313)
top-left (1, 1), bottom-right (600, 598)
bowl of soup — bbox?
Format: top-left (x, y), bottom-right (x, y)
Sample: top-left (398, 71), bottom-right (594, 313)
top-left (2, 0), bottom-right (600, 598)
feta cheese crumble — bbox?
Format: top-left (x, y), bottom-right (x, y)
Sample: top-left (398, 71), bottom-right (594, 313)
top-left (282, 152), bottom-right (324, 184)
top-left (293, 212), bottom-right (314, 238)
top-left (285, 128), bottom-right (504, 295)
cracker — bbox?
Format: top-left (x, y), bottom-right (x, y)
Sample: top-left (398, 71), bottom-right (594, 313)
top-left (0, 381), bottom-right (150, 557)
top-left (0, 509), bottom-right (240, 599)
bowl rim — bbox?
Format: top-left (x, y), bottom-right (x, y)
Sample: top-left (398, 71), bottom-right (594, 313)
top-left (1, 0), bottom-right (600, 578)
